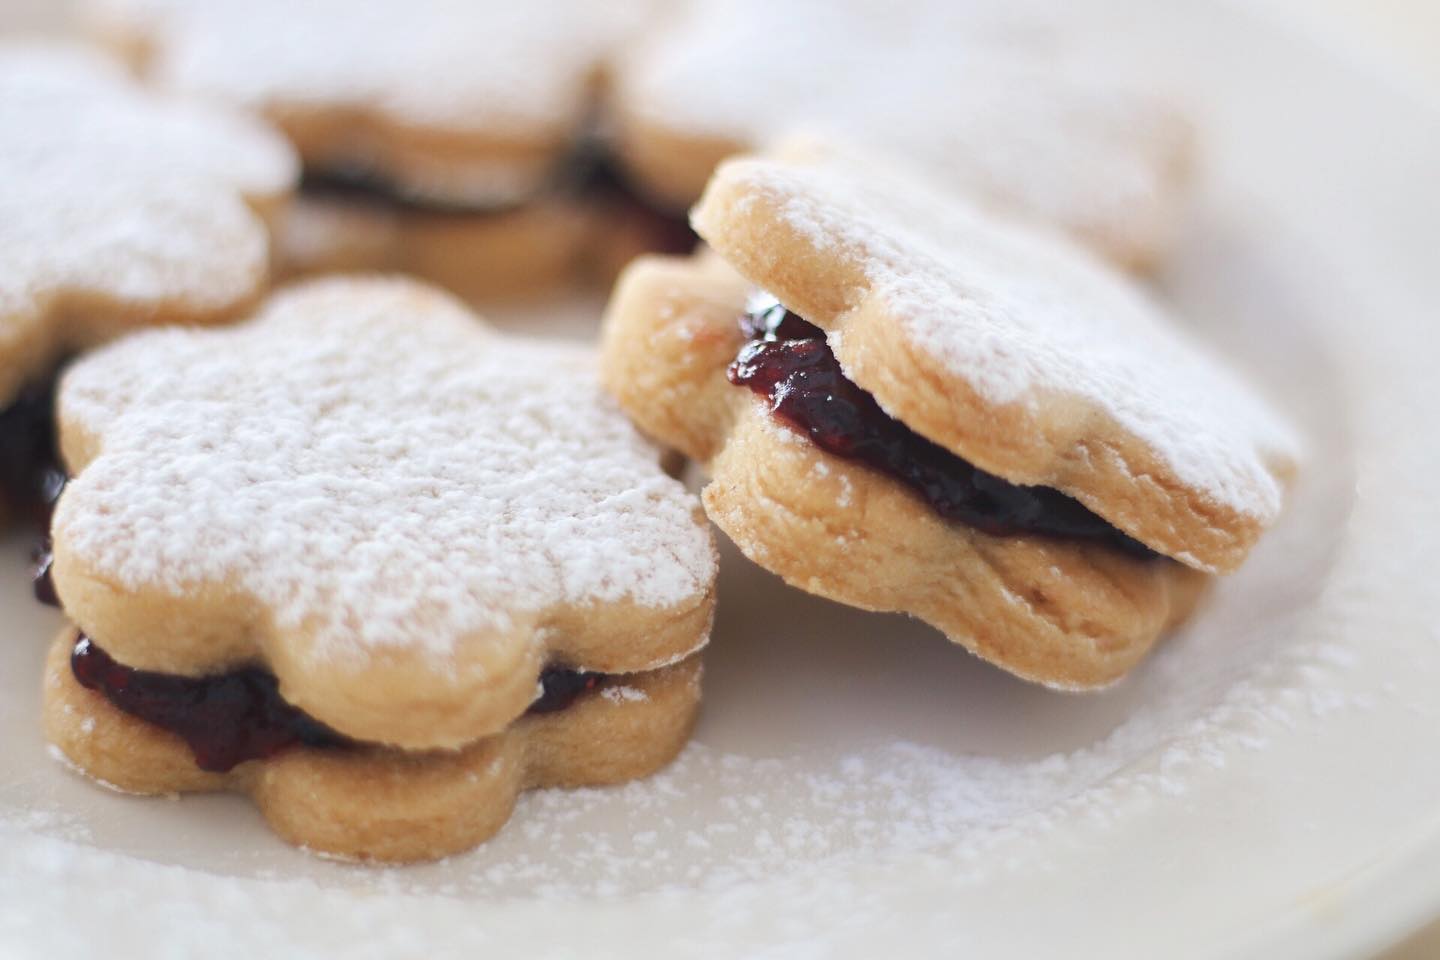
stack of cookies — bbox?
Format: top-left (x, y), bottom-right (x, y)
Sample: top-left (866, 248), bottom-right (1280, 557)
top-left (2, 0), bottom-right (1299, 863)
top-left (88, 0), bottom-right (693, 300)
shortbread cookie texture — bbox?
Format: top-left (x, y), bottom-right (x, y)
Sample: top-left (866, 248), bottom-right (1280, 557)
top-left (600, 148), bottom-right (1298, 688)
top-left (51, 277), bottom-right (716, 745)
top-left (0, 44), bottom-right (296, 525)
top-left (613, 0), bottom-right (1193, 269)
top-left (40, 281), bottom-right (715, 857)
top-left (45, 631), bottom-right (702, 862)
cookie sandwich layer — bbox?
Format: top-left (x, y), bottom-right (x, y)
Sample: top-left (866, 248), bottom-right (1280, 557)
top-left (41, 278), bottom-right (717, 858)
top-left (601, 143), bottom-right (1296, 688)
top-left (280, 153), bottom-right (694, 301)
top-left (603, 251), bottom-right (1208, 689)
top-left (89, 0), bottom-right (688, 299)
top-left (46, 630), bottom-right (702, 862)
top-left (728, 299), bottom-right (1156, 558)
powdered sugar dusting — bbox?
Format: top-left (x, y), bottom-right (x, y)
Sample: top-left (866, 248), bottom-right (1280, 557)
top-left (0, 45), bottom-right (296, 396)
top-left (92, 0), bottom-right (656, 201)
top-left (0, 4), bottom-right (1425, 948)
top-left (341, 442), bottom-right (1366, 897)
top-left (2, 421), bottom-right (1363, 905)
top-left (600, 685), bottom-right (649, 704)
top-left (707, 151), bottom-right (1300, 524)
top-left (14, 450), bottom-right (1351, 900)
top-left (1, 44), bottom-right (295, 201)
top-left (0, 208), bottom-right (1373, 909)
top-left (619, 0), bottom-right (1190, 254)
top-left (56, 278), bottom-right (715, 660)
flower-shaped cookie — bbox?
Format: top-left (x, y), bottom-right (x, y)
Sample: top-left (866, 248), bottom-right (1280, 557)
top-left (601, 143), bottom-right (1299, 688)
top-left (0, 43), bottom-right (296, 523)
top-left (87, 0), bottom-right (673, 299)
top-left (44, 277), bottom-right (716, 860)
top-left (612, 0), bottom-right (1193, 269)
top-left (91, 0), bottom-right (655, 205)
top-left (0, 43), bottom-right (296, 400)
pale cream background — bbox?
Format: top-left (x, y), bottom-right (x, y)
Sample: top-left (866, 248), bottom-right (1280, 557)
top-left (1218, 16), bottom-right (1439, 960)
top-left (1264, 0), bottom-right (1440, 93)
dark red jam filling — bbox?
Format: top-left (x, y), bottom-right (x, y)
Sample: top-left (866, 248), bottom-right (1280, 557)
top-left (562, 147), bottom-right (697, 256)
top-left (300, 147), bottom-right (697, 256)
top-left (727, 302), bottom-right (1157, 558)
top-left (528, 668), bottom-right (603, 715)
top-left (32, 538), bottom-right (58, 607)
top-left (72, 635), bottom-right (351, 773)
top-left (0, 372), bottom-right (66, 528)
top-left (70, 635), bottom-right (608, 773)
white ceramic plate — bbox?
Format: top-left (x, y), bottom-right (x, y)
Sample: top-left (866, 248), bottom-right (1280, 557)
top-left (3, 2), bottom-right (1439, 957)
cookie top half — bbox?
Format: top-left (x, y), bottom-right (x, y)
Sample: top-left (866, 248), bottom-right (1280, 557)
top-left (614, 0), bottom-right (1193, 269)
top-left (690, 143), bottom-right (1300, 574)
top-left (51, 278), bottom-right (717, 749)
top-left (89, 0), bottom-right (658, 206)
top-left (0, 43), bottom-right (297, 406)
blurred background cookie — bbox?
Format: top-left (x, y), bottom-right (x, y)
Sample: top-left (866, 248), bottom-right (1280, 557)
top-left (611, 0), bottom-right (1195, 271)
top-left (0, 43), bottom-right (296, 529)
top-left (86, 0), bottom-right (684, 301)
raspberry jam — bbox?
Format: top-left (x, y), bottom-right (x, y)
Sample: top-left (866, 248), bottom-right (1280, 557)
top-left (529, 668), bottom-right (603, 714)
top-left (32, 539), bottom-right (58, 607)
top-left (70, 636), bottom-right (608, 773)
top-left (71, 635), bottom-right (351, 773)
top-left (727, 302), bottom-right (1155, 557)
top-left (0, 373), bottom-right (66, 527)
top-left (562, 147), bottom-right (697, 257)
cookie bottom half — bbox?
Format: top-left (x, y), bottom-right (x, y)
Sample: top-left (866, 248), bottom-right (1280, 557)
top-left (43, 631), bottom-right (703, 863)
top-left (275, 192), bottom-right (596, 303)
top-left (703, 413), bottom-right (1210, 690)
top-left (277, 170), bottom-right (695, 305)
